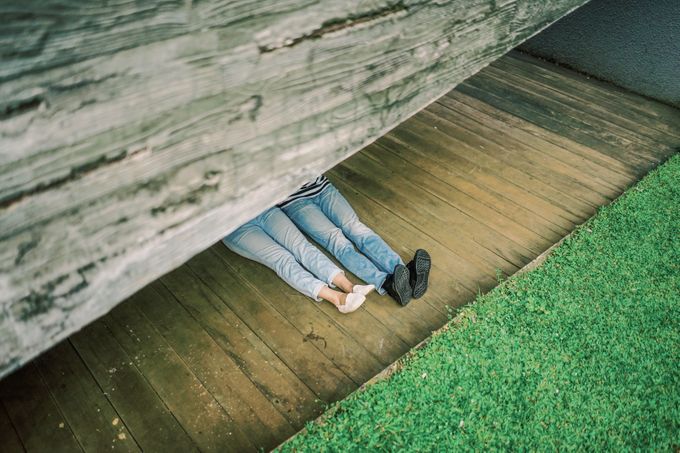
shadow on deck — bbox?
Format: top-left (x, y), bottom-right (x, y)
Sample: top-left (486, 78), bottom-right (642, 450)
top-left (1, 51), bottom-right (678, 452)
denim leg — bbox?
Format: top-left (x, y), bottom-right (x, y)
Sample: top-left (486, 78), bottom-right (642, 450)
top-left (314, 183), bottom-right (404, 274)
top-left (283, 200), bottom-right (389, 294)
top-left (258, 207), bottom-right (343, 286)
top-left (222, 217), bottom-right (326, 301)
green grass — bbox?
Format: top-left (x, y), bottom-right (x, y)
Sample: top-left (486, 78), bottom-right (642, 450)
top-left (280, 154), bottom-right (680, 451)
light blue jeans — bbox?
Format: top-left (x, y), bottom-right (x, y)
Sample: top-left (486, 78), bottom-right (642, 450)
top-left (282, 183), bottom-right (404, 295)
top-left (222, 207), bottom-right (343, 301)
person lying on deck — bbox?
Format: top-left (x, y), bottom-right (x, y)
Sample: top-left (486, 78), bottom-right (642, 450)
top-left (278, 175), bottom-right (431, 306)
top-left (223, 176), bottom-right (431, 312)
top-left (222, 206), bottom-right (372, 313)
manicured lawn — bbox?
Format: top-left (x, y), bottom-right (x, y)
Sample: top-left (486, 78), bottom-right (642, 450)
top-left (280, 154), bottom-right (680, 451)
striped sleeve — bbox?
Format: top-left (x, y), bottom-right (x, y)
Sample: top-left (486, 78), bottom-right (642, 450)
top-left (277, 175), bottom-right (330, 208)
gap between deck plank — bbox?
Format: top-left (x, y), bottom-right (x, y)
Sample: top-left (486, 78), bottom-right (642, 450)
top-left (70, 321), bottom-right (199, 453)
top-left (140, 282), bottom-right (296, 448)
top-left (480, 65), bottom-right (672, 159)
top-left (375, 132), bottom-right (577, 235)
top-left (0, 402), bottom-right (24, 453)
top-left (1, 363), bottom-right (83, 453)
top-left (361, 144), bottom-right (552, 257)
top-left (158, 265), bottom-right (319, 430)
top-left (423, 102), bottom-right (623, 198)
top-left (187, 250), bottom-right (357, 403)
top-left (508, 52), bottom-right (680, 139)
top-left (437, 91), bottom-right (636, 186)
top-left (104, 297), bottom-right (256, 452)
top-left (458, 78), bottom-right (658, 171)
top-left (406, 112), bottom-right (607, 211)
top-left (35, 342), bottom-right (140, 452)
top-left (492, 56), bottom-right (680, 146)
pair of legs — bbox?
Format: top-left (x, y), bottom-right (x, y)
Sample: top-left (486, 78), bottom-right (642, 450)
top-left (222, 207), bottom-right (370, 312)
top-left (282, 183), bottom-right (404, 295)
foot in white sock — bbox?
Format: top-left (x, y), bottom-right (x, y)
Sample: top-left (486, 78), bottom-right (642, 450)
top-left (337, 293), bottom-right (365, 314)
top-left (352, 284), bottom-right (375, 296)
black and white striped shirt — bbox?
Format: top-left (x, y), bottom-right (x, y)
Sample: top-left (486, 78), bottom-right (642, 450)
top-left (277, 175), bottom-right (330, 208)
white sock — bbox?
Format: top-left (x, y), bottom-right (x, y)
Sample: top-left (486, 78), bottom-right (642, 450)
top-left (352, 284), bottom-right (375, 296)
top-left (338, 293), bottom-right (365, 314)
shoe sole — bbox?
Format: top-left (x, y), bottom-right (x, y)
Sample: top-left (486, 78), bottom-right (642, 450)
top-left (412, 249), bottom-right (431, 299)
top-left (393, 265), bottom-right (412, 306)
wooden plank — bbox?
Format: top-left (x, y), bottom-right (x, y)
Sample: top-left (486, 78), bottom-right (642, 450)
top-left (444, 88), bottom-right (644, 180)
top-left (417, 104), bottom-right (618, 204)
top-left (492, 55), bottom-right (680, 146)
top-left (332, 158), bottom-right (522, 276)
top-left (213, 239), bottom-right (418, 367)
top-left (381, 122), bottom-right (584, 228)
top-left (0, 402), bottom-right (25, 453)
top-left (437, 91), bottom-right (636, 186)
top-left (356, 141), bottom-right (548, 268)
top-left (0, 0), bottom-right (591, 377)
top-left (458, 75), bottom-right (659, 170)
top-left (375, 132), bottom-right (576, 234)
top-left (215, 203), bottom-right (447, 346)
top-left (70, 321), bottom-right (199, 453)
top-left (1, 363), bottom-right (83, 453)
top-left (480, 64), bottom-right (674, 157)
top-left (373, 137), bottom-right (568, 241)
top-left (365, 142), bottom-right (547, 261)
top-left (103, 297), bottom-right (255, 452)
top-left (508, 51), bottom-right (680, 140)
top-left (35, 342), bottom-right (140, 452)
top-left (158, 265), bottom-right (319, 430)
top-left (212, 244), bottom-right (387, 385)
top-left (330, 175), bottom-right (487, 297)
top-left (186, 249), bottom-right (357, 403)
top-left (409, 108), bottom-right (610, 210)
top-left (398, 104), bottom-right (578, 237)
top-left (361, 144), bottom-right (551, 257)
top-left (140, 281), bottom-right (296, 449)
top-left (391, 115), bottom-right (595, 221)
top-left (296, 283), bottom-right (416, 367)
top-left (426, 100), bottom-right (624, 196)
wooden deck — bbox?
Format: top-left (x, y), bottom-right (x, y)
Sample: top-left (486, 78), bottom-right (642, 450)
top-left (1, 51), bottom-right (678, 453)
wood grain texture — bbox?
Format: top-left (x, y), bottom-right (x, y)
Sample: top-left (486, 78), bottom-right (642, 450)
top-left (0, 0), bottom-right (590, 376)
top-left (34, 342), bottom-right (139, 452)
top-left (1, 53), bottom-right (677, 451)
top-left (69, 321), bottom-right (200, 453)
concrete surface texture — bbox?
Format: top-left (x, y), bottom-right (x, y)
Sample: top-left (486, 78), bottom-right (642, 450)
top-left (521, 0), bottom-right (680, 107)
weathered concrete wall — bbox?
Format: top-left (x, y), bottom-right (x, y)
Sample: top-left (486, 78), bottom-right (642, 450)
top-left (0, 0), bottom-right (589, 378)
top-left (521, 0), bottom-right (680, 107)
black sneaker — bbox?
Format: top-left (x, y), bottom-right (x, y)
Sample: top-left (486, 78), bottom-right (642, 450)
top-left (407, 249), bottom-right (431, 299)
top-left (383, 264), bottom-right (412, 306)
